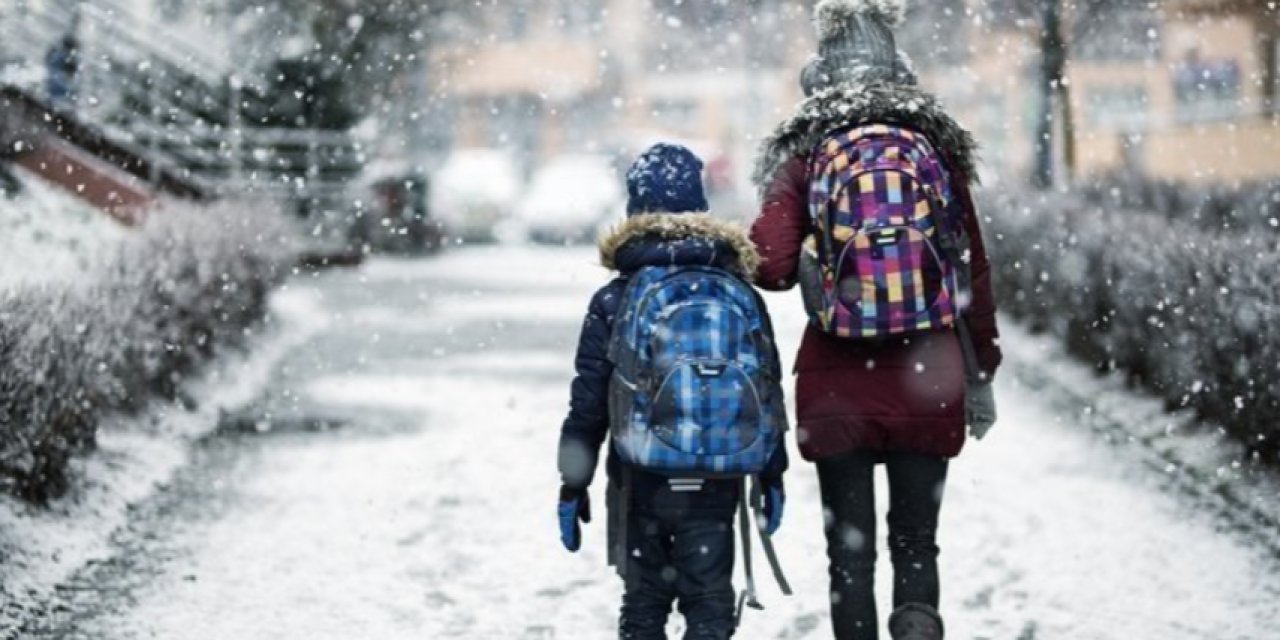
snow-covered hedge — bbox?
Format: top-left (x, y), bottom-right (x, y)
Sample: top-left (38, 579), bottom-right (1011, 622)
top-left (1074, 173), bottom-right (1280, 233)
top-left (0, 202), bottom-right (298, 502)
top-left (984, 189), bottom-right (1280, 463)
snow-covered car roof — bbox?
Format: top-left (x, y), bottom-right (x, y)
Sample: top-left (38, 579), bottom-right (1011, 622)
top-left (431, 149), bottom-right (522, 206)
top-left (517, 155), bottom-right (623, 227)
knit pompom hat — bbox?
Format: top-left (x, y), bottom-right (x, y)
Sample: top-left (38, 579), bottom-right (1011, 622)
top-left (625, 143), bottom-right (708, 216)
top-left (802, 0), bottom-right (912, 95)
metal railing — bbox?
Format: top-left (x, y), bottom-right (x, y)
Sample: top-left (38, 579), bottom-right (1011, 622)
top-left (0, 1), bottom-right (362, 201)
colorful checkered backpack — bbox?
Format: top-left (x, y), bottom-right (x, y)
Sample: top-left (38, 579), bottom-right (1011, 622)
top-left (606, 265), bottom-right (785, 477)
top-left (799, 124), bottom-right (970, 339)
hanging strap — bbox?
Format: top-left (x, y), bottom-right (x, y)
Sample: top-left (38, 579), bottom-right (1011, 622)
top-left (955, 315), bottom-right (983, 382)
top-left (750, 478), bottom-right (793, 596)
top-left (735, 479), bottom-right (763, 626)
top-left (735, 476), bottom-right (793, 625)
top-left (932, 202), bottom-right (982, 384)
top-left (614, 466), bottom-right (633, 579)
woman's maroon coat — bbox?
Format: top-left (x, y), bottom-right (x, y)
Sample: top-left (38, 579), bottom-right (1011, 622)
top-left (751, 155), bottom-right (1003, 461)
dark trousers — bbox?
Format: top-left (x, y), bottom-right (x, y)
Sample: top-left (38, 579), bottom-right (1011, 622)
top-left (619, 508), bottom-right (737, 640)
top-left (816, 451), bottom-right (949, 640)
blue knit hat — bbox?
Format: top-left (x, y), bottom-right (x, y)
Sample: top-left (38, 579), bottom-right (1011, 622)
top-left (625, 143), bottom-right (708, 216)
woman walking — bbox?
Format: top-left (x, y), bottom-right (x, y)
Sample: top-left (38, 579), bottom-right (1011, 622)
top-left (749, 1), bottom-right (1001, 638)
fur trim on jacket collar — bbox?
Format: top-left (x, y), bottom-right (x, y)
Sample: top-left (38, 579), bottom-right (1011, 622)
top-left (598, 213), bottom-right (761, 279)
top-left (752, 77), bottom-right (979, 195)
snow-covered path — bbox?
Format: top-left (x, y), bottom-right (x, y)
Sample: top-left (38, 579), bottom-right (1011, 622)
top-left (28, 246), bottom-right (1280, 639)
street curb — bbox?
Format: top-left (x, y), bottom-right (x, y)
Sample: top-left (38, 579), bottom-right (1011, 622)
top-left (297, 248), bottom-right (365, 271)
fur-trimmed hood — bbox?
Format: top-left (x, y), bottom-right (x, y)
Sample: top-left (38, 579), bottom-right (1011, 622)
top-left (598, 213), bottom-right (760, 279)
top-left (752, 76), bottom-right (979, 195)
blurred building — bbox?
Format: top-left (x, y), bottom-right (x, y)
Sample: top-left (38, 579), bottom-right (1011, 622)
top-left (921, 0), bottom-right (1280, 185)
top-left (907, 1), bottom-right (1042, 184)
top-left (426, 0), bottom-right (814, 199)
top-left (428, 0), bottom-right (1279, 189)
top-left (1068, 0), bottom-right (1279, 182)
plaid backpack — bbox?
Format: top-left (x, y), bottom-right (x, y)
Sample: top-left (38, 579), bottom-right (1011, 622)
top-left (607, 265), bottom-right (784, 477)
top-left (800, 124), bottom-right (969, 339)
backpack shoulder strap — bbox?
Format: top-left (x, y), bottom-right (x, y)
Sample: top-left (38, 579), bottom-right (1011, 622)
top-left (606, 269), bottom-right (658, 367)
top-left (955, 315), bottom-right (983, 382)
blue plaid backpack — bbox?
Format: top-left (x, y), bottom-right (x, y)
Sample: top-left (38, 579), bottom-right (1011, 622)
top-left (606, 265), bottom-right (785, 477)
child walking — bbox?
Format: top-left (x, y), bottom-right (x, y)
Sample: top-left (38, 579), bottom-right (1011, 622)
top-left (557, 144), bottom-right (789, 640)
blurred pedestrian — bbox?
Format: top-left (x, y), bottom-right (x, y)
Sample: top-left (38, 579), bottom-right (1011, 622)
top-left (558, 143), bottom-right (790, 639)
top-left (748, 1), bottom-right (1002, 638)
top-left (45, 32), bottom-right (80, 112)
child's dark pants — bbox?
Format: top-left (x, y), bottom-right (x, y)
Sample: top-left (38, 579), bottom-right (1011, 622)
top-left (619, 507), bottom-right (737, 640)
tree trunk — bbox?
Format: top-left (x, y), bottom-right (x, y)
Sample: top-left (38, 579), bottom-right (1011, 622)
top-left (1033, 0), bottom-right (1068, 189)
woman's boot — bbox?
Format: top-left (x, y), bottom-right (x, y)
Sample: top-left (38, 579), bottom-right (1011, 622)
top-left (887, 603), bottom-right (944, 640)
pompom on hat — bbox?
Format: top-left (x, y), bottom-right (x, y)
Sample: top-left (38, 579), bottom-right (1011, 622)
top-left (815, 0), bottom-right (907, 37)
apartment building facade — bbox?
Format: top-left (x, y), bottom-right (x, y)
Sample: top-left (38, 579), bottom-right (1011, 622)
top-left (426, 0), bottom-right (814, 193)
top-left (925, 0), bottom-right (1280, 185)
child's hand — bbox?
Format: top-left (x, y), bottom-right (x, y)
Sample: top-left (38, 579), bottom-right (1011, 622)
top-left (558, 486), bottom-right (591, 552)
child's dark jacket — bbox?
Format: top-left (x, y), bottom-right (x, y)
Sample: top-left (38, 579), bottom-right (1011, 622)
top-left (557, 213), bottom-right (789, 514)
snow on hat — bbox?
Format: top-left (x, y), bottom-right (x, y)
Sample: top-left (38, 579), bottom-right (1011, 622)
top-left (803, 0), bottom-right (908, 95)
top-left (625, 143), bottom-right (708, 216)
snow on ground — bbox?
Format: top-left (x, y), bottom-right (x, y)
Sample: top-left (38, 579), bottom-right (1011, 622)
top-left (0, 286), bottom-right (329, 633)
top-left (0, 164), bottom-right (128, 288)
top-left (997, 323), bottom-right (1280, 553)
top-left (22, 245), bottom-right (1280, 639)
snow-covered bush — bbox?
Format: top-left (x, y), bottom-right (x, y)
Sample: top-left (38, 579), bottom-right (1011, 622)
top-left (984, 189), bottom-right (1280, 463)
top-left (1074, 173), bottom-right (1280, 233)
top-left (0, 201), bottom-right (298, 502)
top-left (0, 164), bottom-right (129, 286)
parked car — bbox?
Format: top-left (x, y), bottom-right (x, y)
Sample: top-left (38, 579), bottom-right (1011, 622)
top-left (515, 154), bottom-right (623, 244)
top-left (430, 149), bottom-right (521, 243)
top-left (348, 172), bottom-right (444, 255)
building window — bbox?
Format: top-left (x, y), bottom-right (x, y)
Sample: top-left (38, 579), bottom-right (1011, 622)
top-left (558, 0), bottom-right (603, 35)
top-left (507, 7), bottom-right (530, 40)
top-left (655, 0), bottom-right (734, 28)
top-left (646, 0), bottom-right (772, 72)
top-left (1268, 37), bottom-right (1279, 114)
top-left (1173, 50), bottom-right (1241, 123)
top-left (1086, 85), bottom-right (1148, 130)
top-left (1073, 4), bottom-right (1161, 62)
top-left (157, 0), bottom-right (182, 20)
top-left (650, 98), bottom-right (699, 136)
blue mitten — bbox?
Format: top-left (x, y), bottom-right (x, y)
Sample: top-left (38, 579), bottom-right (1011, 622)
top-left (558, 486), bottom-right (591, 552)
top-left (762, 481), bottom-right (785, 536)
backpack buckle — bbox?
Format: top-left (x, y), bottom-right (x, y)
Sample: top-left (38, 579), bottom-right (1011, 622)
top-left (668, 478), bottom-right (705, 492)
